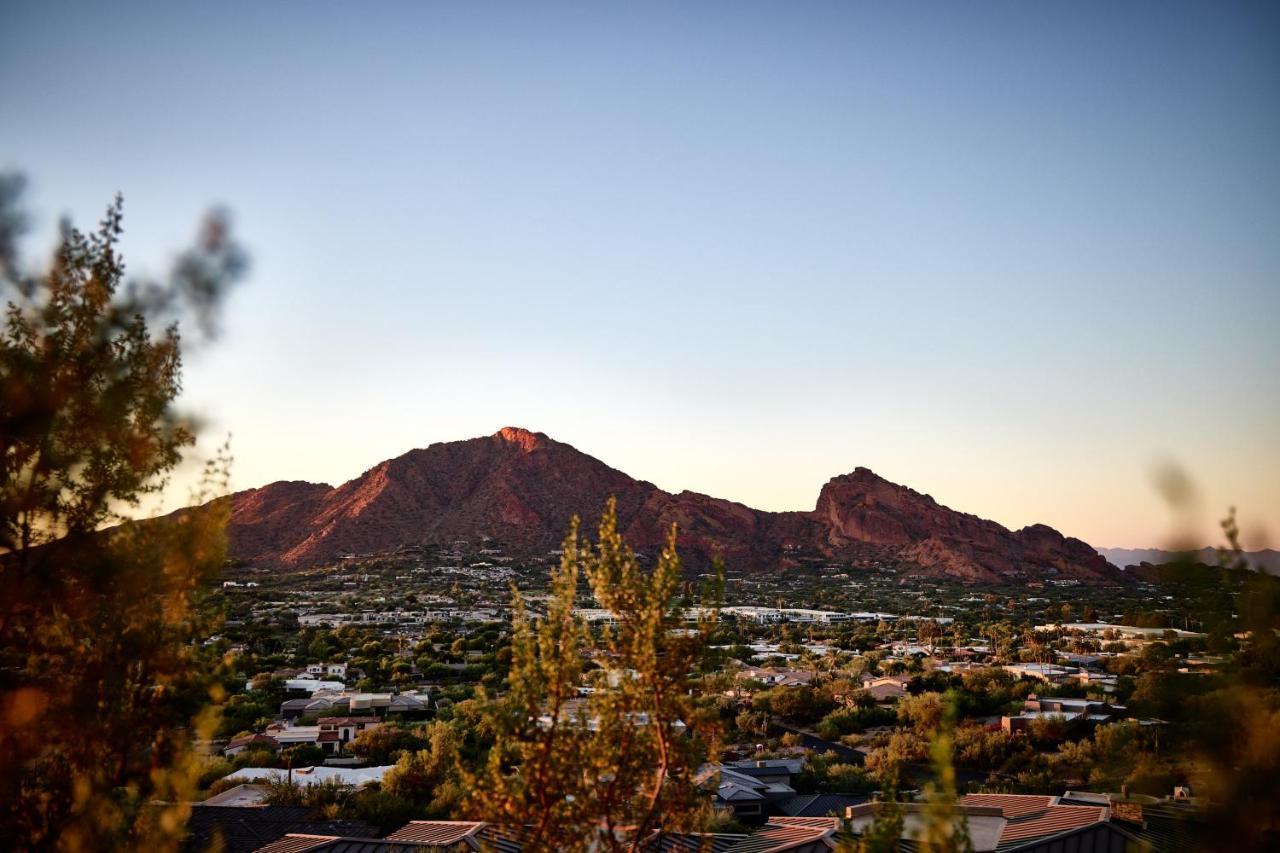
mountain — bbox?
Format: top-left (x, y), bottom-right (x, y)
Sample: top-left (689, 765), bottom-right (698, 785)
top-left (1098, 546), bottom-right (1280, 576)
top-left (224, 427), bottom-right (1122, 584)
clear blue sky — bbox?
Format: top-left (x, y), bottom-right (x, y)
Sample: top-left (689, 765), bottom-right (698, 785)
top-left (3, 1), bottom-right (1277, 549)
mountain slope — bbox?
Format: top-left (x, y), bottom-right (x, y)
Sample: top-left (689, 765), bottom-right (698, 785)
top-left (225, 427), bottom-right (1122, 584)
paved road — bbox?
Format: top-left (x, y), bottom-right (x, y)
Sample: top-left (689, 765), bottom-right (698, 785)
top-left (769, 723), bottom-right (864, 762)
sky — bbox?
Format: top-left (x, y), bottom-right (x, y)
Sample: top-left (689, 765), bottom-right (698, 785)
top-left (2, 1), bottom-right (1277, 550)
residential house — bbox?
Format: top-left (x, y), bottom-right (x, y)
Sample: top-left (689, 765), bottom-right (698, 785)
top-left (1001, 662), bottom-right (1078, 683)
top-left (736, 667), bottom-right (817, 689)
top-left (280, 690), bottom-right (427, 720)
top-left (1001, 695), bottom-right (1122, 733)
top-left (861, 675), bottom-right (910, 704)
top-left (388, 692), bottom-right (430, 714)
top-left (240, 716), bottom-right (380, 757)
top-left (844, 794), bottom-right (1139, 852)
top-left (227, 764), bottom-right (395, 789)
top-left (279, 678), bottom-right (345, 693)
top-left (854, 672), bottom-right (910, 704)
top-left (223, 734), bottom-right (280, 757)
top-left (317, 715), bottom-right (381, 749)
top-left (710, 759), bottom-right (806, 823)
top-left (304, 663), bottom-right (348, 680)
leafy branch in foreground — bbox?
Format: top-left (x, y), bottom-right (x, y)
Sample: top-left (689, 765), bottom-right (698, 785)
top-left (467, 498), bottom-right (722, 852)
top-left (0, 175), bottom-right (245, 851)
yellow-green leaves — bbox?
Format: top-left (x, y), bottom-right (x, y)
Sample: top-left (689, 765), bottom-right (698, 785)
top-left (467, 499), bottom-right (721, 852)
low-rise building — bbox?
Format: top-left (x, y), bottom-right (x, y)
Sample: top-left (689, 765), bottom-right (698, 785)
top-left (305, 663), bottom-right (348, 680)
top-left (1001, 695), bottom-right (1123, 733)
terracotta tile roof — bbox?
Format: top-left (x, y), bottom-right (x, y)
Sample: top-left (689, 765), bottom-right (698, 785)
top-left (253, 835), bottom-right (340, 853)
top-left (961, 794), bottom-right (1055, 820)
top-left (766, 817), bottom-right (840, 830)
top-left (865, 682), bottom-right (907, 701)
top-left (384, 821), bottom-right (525, 852)
top-left (996, 805), bottom-right (1106, 846)
top-left (960, 794), bottom-right (1108, 850)
top-left (385, 821), bottom-right (484, 844)
top-left (227, 734), bottom-right (280, 751)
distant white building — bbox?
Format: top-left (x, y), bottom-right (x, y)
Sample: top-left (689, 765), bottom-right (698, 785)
top-left (721, 606), bottom-right (850, 624)
top-left (1002, 663), bottom-right (1078, 683)
top-left (227, 764), bottom-right (394, 788)
top-left (1035, 622), bottom-right (1204, 639)
top-left (277, 678), bottom-right (345, 693)
top-left (305, 663), bottom-right (348, 679)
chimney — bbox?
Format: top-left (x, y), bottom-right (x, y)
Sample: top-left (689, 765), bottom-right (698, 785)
top-left (1112, 800), bottom-right (1144, 824)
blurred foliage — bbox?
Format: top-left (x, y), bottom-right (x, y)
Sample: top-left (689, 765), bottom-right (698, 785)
top-left (1186, 508), bottom-right (1280, 849)
top-left (0, 174), bottom-right (245, 850)
top-left (917, 699), bottom-right (973, 853)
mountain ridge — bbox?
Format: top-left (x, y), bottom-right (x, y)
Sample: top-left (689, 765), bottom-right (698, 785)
top-left (224, 427), bottom-right (1122, 584)
top-left (1097, 546), bottom-right (1279, 576)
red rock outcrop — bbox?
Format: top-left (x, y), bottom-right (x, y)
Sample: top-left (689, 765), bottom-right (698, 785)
top-left (814, 469), bottom-right (1118, 583)
top-left (223, 427), bottom-right (1122, 584)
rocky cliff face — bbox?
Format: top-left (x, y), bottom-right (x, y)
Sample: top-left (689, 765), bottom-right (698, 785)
top-left (813, 468), bottom-right (1118, 583)
top-left (224, 427), bottom-right (1122, 584)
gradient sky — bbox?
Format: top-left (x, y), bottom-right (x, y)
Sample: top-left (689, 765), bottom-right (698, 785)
top-left (3, 2), bottom-right (1277, 549)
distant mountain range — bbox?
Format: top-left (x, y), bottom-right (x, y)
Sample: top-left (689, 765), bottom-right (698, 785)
top-left (222, 427), bottom-right (1122, 584)
top-left (1098, 547), bottom-right (1280, 576)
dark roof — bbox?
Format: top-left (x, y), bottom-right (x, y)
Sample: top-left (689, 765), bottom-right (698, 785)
top-left (776, 794), bottom-right (871, 818)
top-left (181, 805), bottom-right (373, 853)
top-left (1000, 821), bottom-right (1140, 853)
top-left (1108, 800), bottom-right (1202, 853)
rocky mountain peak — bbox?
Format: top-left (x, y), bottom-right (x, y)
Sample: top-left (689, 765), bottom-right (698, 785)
top-left (493, 426), bottom-right (546, 452)
top-left (222, 429), bottom-right (1123, 584)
